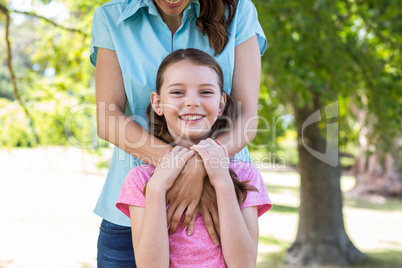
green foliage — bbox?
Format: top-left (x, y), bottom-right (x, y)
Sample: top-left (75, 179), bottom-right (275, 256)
top-left (0, 99), bottom-right (37, 147)
top-left (254, 0), bottom-right (401, 155)
top-left (250, 74), bottom-right (289, 155)
top-left (0, 0), bottom-right (101, 148)
top-left (0, 0), bottom-right (400, 154)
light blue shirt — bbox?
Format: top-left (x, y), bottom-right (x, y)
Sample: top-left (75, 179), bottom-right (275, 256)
top-left (90, 0), bottom-right (267, 226)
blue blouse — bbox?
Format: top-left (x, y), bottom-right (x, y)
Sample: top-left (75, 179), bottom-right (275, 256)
top-left (90, 0), bottom-right (267, 226)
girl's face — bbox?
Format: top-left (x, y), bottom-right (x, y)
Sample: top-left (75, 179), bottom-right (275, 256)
top-left (153, 0), bottom-right (191, 19)
top-left (151, 60), bottom-right (226, 147)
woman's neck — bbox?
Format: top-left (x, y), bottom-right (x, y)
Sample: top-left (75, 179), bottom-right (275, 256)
top-left (165, 17), bottom-right (182, 34)
top-left (155, 6), bottom-right (182, 34)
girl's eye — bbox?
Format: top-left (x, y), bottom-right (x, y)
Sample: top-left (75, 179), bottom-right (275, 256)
top-left (170, 91), bottom-right (184, 95)
top-left (200, 90), bottom-right (214, 95)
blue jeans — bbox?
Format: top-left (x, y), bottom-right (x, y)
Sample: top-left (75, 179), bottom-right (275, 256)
top-left (97, 219), bottom-right (136, 267)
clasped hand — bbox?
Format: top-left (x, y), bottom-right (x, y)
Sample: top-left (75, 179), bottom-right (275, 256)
top-left (156, 139), bottom-right (230, 246)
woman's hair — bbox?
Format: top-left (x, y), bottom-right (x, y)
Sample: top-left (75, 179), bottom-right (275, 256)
top-left (197, 0), bottom-right (237, 56)
top-left (146, 49), bottom-right (257, 205)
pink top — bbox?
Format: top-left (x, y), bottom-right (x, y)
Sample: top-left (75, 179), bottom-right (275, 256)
top-left (116, 161), bottom-right (272, 268)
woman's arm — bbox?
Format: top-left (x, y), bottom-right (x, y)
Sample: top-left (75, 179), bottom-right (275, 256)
top-left (172, 35), bottom-right (262, 241)
top-left (95, 48), bottom-right (169, 165)
top-left (215, 35), bottom-right (262, 158)
top-left (172, 35), bottom-right (262, 240)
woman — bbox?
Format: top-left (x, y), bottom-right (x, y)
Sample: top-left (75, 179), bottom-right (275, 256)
top-left (90, 0), bottom-right (266, 266)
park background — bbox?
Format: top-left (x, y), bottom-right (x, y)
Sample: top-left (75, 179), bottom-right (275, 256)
top-left (0, 0), bottom-right (401, 267)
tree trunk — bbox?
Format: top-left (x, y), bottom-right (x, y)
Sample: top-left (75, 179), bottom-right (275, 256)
top-left (347, 102), bottom-right (402, 200)
top-left (285, 101), bottom-right (366, 266)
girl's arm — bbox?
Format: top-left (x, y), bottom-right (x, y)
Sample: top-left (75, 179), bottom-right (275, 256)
top-left (215, 181), bottom-right (259, 267)
top-left (126, 147), bottom-right (195, 268)
top-left (215, 35), bottom-right (261, 158)
top-left (129, 192), bottom-right (169, 268)
top-left (191, 139), bottom-right (260, 267)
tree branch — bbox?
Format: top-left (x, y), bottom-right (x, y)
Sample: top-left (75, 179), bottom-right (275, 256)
top-left (341, 0), bottom-right (401, 50)
top-left (0, 4), bottom-right (29, 116)
top-left (10, 9), bottom-right (88, 37)
top-left (0, 4), bottom-right (39, 142)
top-left (319, 4), bottom-right (377, 92)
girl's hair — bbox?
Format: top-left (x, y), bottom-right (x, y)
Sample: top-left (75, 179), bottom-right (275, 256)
top-left (146, 48), bottom-right (257, 205)
top-left (197, 0), bottom-right (237, 56)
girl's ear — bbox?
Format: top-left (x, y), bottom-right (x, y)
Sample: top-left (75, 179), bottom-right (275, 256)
top-left (219, 92), bottom-right (227, 114)
top-left (151, 92), bottom-right (163, 115)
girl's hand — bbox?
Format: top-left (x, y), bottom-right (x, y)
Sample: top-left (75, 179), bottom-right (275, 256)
top-left (191, 138), bottom-right (231, 187)
top-left (148, 146), bottom-right (195, 193)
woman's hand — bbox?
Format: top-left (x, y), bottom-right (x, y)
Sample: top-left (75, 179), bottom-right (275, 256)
top-left (191, 138), bottom-right (231, 187)
top-left (148, 146), bottom-right (195, 193)
top-left (166, 153), bottom-right (222, 245)
top-left (165, 153), bottom-right (205, 234)
top-left (194, 179), bottom-right (221, 245)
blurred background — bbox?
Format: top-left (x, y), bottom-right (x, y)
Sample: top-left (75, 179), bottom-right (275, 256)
top-left (0, 0), bottom-right (401, 267)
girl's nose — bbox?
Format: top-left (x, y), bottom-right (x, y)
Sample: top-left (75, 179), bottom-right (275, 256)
top-left (185, 94), bottom-right (200, 107)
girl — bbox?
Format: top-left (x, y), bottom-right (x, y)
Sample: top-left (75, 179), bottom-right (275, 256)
top-left (116, 49), bottom-right (271, 268)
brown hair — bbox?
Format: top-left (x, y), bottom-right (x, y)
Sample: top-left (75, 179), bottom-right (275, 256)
top-left (146, 49), bottom-right (257, 205)
top-left (197, 0), bottom-right (237, 56)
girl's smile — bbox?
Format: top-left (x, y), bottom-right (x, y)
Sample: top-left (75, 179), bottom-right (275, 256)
top-left (179, 114), bottom-right (205, 123)
top-left (151, 60), bottom-right (226, 147)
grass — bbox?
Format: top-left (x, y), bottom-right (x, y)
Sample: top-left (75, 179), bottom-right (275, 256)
top-left (257, 248), bottom-right (402, 268)
top-left (256, 171), bottom-right (402, 267)
top-left (344, 197), bottom-right (402, 212)
top-left (269, 204), bottom-right (299, 214)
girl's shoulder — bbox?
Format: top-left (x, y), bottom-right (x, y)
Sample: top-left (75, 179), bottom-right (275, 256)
top-left (131, 164), bottom-right (156, 173)
top-left (229, 160), bottom-right (266, 192)
top-left (230, 161), bottom-right (272, 215)
top-left (229, 161), bottom-right (260, 178)
top-left (126, 164), bottom-right (156, 184)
